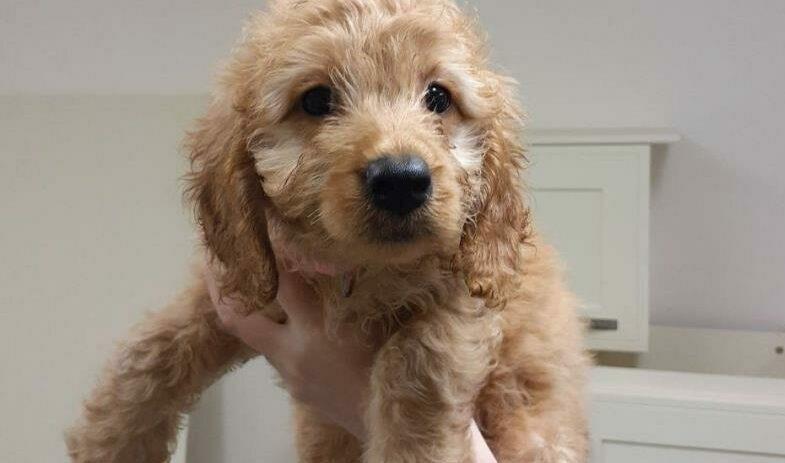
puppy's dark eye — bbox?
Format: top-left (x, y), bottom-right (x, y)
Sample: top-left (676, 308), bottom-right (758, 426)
top-left (424, 83), bottom-right (452, 114)
top-left (301, 86), bottom-right (333, 117)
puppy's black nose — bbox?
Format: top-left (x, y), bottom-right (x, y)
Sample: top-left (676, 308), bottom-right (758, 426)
top-left (365, 155), bottom-right (432, 216)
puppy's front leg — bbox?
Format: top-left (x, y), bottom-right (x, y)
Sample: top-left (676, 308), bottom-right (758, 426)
top-left (66, 274), bottom-right (254, 463)
top-left (365, 296), bottom-right (500, 463)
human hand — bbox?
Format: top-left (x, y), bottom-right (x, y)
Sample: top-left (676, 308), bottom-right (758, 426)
top-left (205, 262), bottom-right (375, 439)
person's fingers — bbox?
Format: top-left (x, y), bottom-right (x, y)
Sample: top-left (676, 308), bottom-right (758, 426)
top-left (205, 258), bottom-right (286, 354)
top-left (209, 290), bottom-right (285, 355)
top-left (205, 260), bottom-right (247, 332)
top-left (212, 292), bottom-right (252, 335)
top-left (276, 263), bottom-right (323, 326)
top-left (231, 311), bottom-right (286, 355)
top-left (204, 260), bottom-right (222, 308)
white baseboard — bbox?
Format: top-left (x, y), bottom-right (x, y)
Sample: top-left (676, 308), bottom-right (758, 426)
top-left (596, 325), bottom-right (785, 379)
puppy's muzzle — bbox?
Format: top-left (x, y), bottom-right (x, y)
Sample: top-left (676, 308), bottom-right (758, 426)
top-left (364, 155), bottom-right (432, 216)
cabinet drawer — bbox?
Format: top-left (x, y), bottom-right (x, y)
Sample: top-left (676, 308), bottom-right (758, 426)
top-left (590, 368), bottom-right (785, 463)
top-left (527, 144), bottom-right (651, 352)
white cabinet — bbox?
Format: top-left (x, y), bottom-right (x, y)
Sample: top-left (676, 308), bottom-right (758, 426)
top-left (590, 367), bottom-right (785, 463)
top-left (526, 129), bottom-right (680, 352)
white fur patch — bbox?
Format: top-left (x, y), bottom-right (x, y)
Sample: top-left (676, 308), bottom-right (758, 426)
top-left (529, 432), bottom-right (547, 450)
top-left (440, 61), bottom-right (488, 119)
top-left (252, 137), bottom-right (304, 195)
top-left (450, 124), bottom-right (484, 172)
top-left (528, 431), bottom-right (579, 463)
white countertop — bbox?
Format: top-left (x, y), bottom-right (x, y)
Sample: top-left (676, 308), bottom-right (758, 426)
top-left (591, 366), bottom-right (785, 413)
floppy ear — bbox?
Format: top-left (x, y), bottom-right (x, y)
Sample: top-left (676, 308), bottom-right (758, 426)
top-left (185, 97), bottom-right (278, 312)
top-left (458, 76), bottom-right (531, 308)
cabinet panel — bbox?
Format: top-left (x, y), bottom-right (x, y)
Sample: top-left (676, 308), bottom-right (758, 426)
top-left (534, 188), bottom-right (605, 306)
top-left (591, 401), bottom-right (785, 461)
top-left (590, 368), bottom-right (785, 463)
top-left (603, 442), bottom-right (784, 463)
top-left (527, 145), bottom-right (650, 351)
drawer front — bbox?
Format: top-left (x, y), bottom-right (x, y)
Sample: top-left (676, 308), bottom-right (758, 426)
top-left (527, 145), bottom-right (650, 352)
top-left (590, 398), bottom-right (785, 463)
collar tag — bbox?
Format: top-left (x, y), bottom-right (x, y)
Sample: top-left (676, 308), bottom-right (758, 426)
top-left (340, 272), bottom-right (355, 298)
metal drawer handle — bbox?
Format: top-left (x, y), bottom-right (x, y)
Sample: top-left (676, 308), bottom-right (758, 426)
top-left (589, 318), bottom-right (619, 331)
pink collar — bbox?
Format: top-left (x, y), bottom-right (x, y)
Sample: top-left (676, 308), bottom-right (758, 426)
top-left (273, 240), bottom-right (357, 297)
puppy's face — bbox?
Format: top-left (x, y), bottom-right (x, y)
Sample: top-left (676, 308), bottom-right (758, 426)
top-left (250, 0), bottom-right (493, 265)
top-left (189, 0), bottom-right (528, 306)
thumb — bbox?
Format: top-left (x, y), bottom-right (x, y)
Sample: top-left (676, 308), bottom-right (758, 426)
top-left (230, 311), bottom-right (286, 355)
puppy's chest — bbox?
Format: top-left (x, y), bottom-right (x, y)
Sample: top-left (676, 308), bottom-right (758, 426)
top-left (313, 265), bottom-right (466, 330)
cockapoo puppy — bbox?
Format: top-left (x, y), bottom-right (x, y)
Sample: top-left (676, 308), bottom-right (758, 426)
top-left (67, 0), bottom-right (589, 462)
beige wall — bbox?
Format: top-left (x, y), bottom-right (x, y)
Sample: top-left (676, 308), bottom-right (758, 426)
top-left (0, 96), bottom-right (204, 461)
